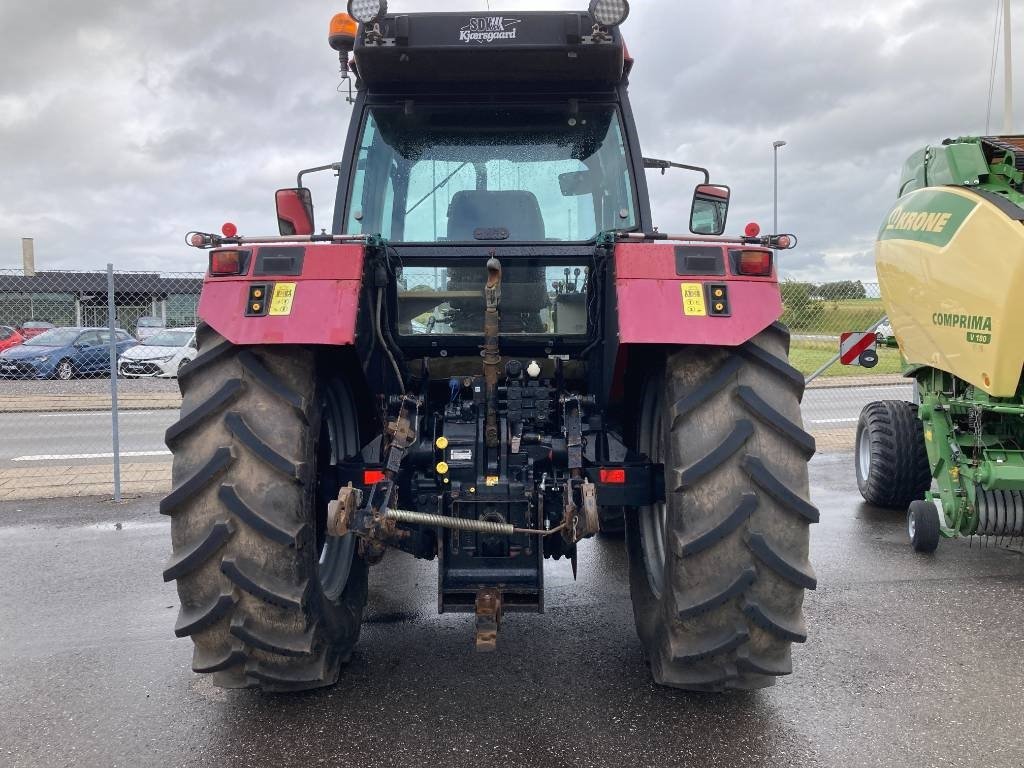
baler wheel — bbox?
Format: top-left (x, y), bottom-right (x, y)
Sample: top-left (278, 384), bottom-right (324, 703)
top-left (908, 500), bottom-right (941, 553)
top-left (855, 400), bottom-right (932, 509)
top-left (160, 323), bottom-right (367, 691)
top-left (625, 323), bottom-right (817, 691)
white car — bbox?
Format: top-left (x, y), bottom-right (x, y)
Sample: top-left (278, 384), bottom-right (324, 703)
top-left (135, 315), bottom-right (165, 342)
top-left (118, 327), bottom-right (197, 378)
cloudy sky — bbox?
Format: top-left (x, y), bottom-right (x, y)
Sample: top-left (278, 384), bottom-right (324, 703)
top-left (0, 0), bottom-right (1013, 281)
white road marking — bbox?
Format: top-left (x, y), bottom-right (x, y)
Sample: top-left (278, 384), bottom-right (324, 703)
top-left (12, 450), bottom-right (171, 462)
top-left (809, 418), bottom-right (859, 424)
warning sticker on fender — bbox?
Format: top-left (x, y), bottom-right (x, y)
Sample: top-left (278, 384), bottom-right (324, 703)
top-left (680, 283), bottom-right (707, 316)
top-left (269, 283), bottom-right (296, 316)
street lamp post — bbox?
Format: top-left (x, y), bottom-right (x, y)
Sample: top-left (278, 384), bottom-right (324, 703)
top-left (773, 140), bottom-right (787, 235)
top-left (1004, 0), bottom-right (1013, 133)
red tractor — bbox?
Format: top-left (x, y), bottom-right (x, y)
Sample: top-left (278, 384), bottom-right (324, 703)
top-left (164, 1), bottom-right (816, 693)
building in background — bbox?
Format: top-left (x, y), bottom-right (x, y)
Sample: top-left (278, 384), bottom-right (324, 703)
top-left (0, 270), bottom-right (202, 332)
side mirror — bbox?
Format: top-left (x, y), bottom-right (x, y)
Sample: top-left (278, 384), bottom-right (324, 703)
top-left (558, 170), bottom-right (593, 197)
top-left (276, 188), bottom-right (315, 236)
top-left (690, 184), bottom-right (731, 236)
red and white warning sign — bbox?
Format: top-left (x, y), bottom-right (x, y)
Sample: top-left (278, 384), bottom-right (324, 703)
top-left (840, 332), bottom-right (878, 367)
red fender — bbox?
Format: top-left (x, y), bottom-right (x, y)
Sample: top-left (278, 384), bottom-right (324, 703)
top-left (613, 242), bottom-right (781, 345)
top-left (198, 244), bottom-right (364, 346)
top-left (609, 242), bottom-right (783, 399)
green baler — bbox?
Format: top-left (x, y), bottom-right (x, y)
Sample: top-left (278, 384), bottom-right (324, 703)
top-left (856, 136), bottom-right (1024, 551)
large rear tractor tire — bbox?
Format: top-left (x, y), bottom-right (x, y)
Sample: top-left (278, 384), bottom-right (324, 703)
top-left (626, 323), bottom-right (818, 691)
top-left (855, 400), bottom-right (932, 509)
top-left (161, 324), bottom-right (368, 691)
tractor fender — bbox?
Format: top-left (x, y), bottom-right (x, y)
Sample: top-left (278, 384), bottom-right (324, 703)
top-left (612, 242), bottom-right (782, 346)
top-left (607, 242), bottom-right (783, 403)
top-left (197, 243), bottom-right (364, 346)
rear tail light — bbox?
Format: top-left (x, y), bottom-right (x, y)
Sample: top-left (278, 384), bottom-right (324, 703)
top-left (363, 469), bottom-right (385, 485)
top-left (737, 250), bottom-right (773, 277)
top-left (599, 468), bottom-right (626, 484)
top-left (209, 250), bottom-right (246, 276)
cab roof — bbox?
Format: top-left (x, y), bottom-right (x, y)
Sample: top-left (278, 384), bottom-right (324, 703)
top-left (353, 11), bottom-right (628, 93)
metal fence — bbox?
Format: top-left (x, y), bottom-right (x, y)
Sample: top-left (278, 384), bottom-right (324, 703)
top-left (0, 266), bottom-right (202, 501)
top-left (780, 280), bottom-right (911, 451)
top-left (0, 267), bottom-right (900, 501)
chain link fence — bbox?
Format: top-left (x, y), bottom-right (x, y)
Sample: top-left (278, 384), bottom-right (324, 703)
top-left (781, 279), bottom-right (913, 451)
top-left (0, 267), bottom-right (202, 501)
top-left (0, 268), bottom-right (905, 500)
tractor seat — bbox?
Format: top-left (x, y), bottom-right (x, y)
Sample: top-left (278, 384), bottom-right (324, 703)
top-left (447, 190), bottom-right (546, 241)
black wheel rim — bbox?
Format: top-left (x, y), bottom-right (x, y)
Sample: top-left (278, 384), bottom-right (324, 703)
top-left (316, 381), bottom-right (359, 601)
top-left (638, 376), bottom-right (668, 598)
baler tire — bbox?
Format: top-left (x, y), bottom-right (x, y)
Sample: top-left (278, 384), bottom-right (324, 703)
top-left (161, 323), bottom-right (368, 692)
top-left (908, 500), bottom-right (941, 553)
top-left (625, 323), bottom-right (818, 691)
top-left (855, 400), bottom-right (932, 509)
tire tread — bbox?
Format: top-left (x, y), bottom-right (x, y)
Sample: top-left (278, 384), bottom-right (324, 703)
top-left (626, 324), bottom-right (816, 691)
top-left (856, 400), bottom-right (932, 509)
top-left (163, 324), bottom-right (366, 692)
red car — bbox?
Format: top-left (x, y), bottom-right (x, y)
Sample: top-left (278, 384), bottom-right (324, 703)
top-left (17, 321), bottom-right (54, 340)
top-left (0, 326), bottom-right (25, 352)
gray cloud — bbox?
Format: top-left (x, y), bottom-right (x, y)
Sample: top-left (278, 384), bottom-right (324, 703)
top-left (0, 0), bottom-right (1014, 283)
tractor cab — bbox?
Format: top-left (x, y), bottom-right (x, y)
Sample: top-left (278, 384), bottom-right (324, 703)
top-left (330, 5), bottom-right (647, 347)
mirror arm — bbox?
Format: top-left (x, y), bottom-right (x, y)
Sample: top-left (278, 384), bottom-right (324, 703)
top-left (642, 157), bottom-right (710, 184)
top-left (296, 162), bottom-right (342, 189)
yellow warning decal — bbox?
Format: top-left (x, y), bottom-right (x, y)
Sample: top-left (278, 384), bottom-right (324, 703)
top-left (269, 282), bottom-right (297, 316)
top-left (680, 283), bottom-right (707, 316)
top-left (485, 475), bottom-right (500, 486)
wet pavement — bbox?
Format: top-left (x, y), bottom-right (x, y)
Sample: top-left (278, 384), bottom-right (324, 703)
top-left (2, 452), bottom-right (1023, 768)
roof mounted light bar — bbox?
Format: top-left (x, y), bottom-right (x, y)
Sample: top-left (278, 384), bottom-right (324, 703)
top-left (589, 0), bottom-right (630, 27)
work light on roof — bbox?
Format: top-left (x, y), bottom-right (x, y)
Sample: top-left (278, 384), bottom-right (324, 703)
top-left (589, 0), bottom-right (629, 27)
top-left (347, 0), bottom-right (387, 24)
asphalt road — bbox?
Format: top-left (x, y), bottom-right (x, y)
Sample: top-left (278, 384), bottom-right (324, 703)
top-left (2, 453), bottom-right (1023, 767)
top-left (801, 383), bottom-right (913, 427)
top-left (0, 383), bottom-right (914, 469)
top-left (0, 410), bottom-right (176, 467)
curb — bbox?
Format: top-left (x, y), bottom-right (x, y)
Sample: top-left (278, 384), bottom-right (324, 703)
top-left (0, 395), bottom-right (182, 413)
top-left (806, 374), bottom-right (908, 389)
top-left (0, 377), bottom-right (909, 412)
top-left (810, 426), bottom-right (857, 453)
top-left (0, 461), bottom-right (172, 501)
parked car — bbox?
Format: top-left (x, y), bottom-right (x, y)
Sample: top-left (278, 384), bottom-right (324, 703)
top-left (135, 316), bottom-right (165, 342)
top-left (118, 327), bottom-right (197, 378)
top-left (17, 321), bottom-right (55, 340)
top-left (0, 327), bottom-right (137, 380)
top-left (0, 326), bottom-right (25, 352)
